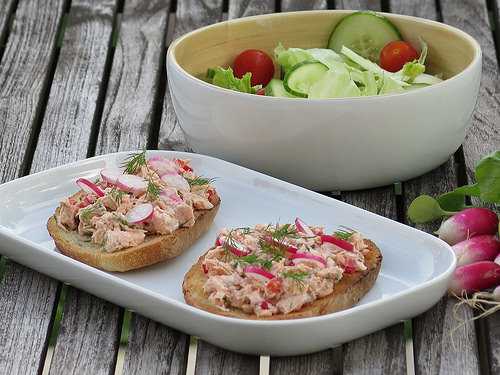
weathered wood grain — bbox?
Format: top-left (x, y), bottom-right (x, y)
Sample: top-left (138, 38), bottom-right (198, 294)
top-left (280, 0), bottom-right (327, 10)
top-left (159, 0), bottom-right (225, 152)
top-left (0, 0), bottom-right (65, 183)
top-left (486, 313), bottom-right (500, 374)
top-left (48, 289), bottom-right (122, 375)
top-left (270, 349), bottom-right (342, 375)
top-left (0, 263), bottom-right (60, 375)
top-left (31, 0), bottom-right (116, 172)
top-left (0, 0), bottom-right (16, 51)
top-left (122, 314), bottom-right (188, 375)
top-left (195, 342), bottom-right (260, 375)
top-left (389, 0), bottom-right (437, 19)
top-left (228, 0), bottom-right (274, 18)
top-left (336, 0), bottom-right (381, 10)
top-left (95, 0), bottom-right (170, 154)
top-left (0, 1), bottom-right (66, 374)
top-left (439, 0), bottom-right (500, 179)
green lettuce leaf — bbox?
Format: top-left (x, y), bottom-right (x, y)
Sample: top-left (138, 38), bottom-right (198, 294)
top-left (309, 66), bottom-right (361, 99)
top-left (208, 67), bottom-right (258, 94)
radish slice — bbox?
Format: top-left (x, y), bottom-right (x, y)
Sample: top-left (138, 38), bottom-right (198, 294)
top-left (117, 174), bottom-right (148, 194)
top-left (148, 157), bottom-right (179, 176)
top-left (244, 266), bottom-right (275, 282)
top-left (100, 168), bottom-right (122, 185)
top-left (161, 173), bottom-right (190, 191)
top-left (216, 235), bottom-right (250, 256)
top-left (290, 252), bottom-right (327, 267)
top-left (321, 235), bottom-right (354, 251)
top-left (126, 203), bottom-right (154, 224)
top-left (76, 178), bottom-right (105, 197)
top-left (159, 188), bottom-right (183, 205)
top-left (295, 217), bottom-right (315, 237)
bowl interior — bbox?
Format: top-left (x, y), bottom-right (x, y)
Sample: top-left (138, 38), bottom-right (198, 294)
top-left (171, 10), bottom-right (478, 81)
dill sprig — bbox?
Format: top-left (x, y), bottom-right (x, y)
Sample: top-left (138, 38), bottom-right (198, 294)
top-left (333, 228), bottom-right (354, 240)
top-left (269, 223), bottom-right (298, 241)
top-left (235, 254), bottom-right (273, 270)
top-left (146, 179), bottom-right (161, 200)
top-left (122, 150), bottom-right (147, 174)
top-left (258, 239), bottom-right (286, 262)
top-left (109, 187), bottom-right (126, 204)
top-left (185, 176), bottom-right (216, 187)
top-left (79, 202), bottom-right (104, 223)
top-left (281, 271), bottom-right (309, 287)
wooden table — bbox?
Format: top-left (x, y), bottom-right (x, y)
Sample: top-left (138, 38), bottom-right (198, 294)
top-left (0, 0), bottom-right (498, 374)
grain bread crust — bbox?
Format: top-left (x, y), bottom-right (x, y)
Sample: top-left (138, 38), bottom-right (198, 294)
top-left (47, 193), bottom-right (220, 272)
top-left (183, 239), bottom-right (381, 320)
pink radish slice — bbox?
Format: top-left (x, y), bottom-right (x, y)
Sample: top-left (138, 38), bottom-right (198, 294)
top-left (448, 261), bottom-right (500, 294)
top-left (244, 266), bottom-right (275, 282)
top-left (117, 174), bottom-right (148, 194)
top-left (161, 173), bottom-right (190, 191)
top-left (159, 188), bottom-right (183, 205)
top-left (453, 235), bottom-right (500, 267)
top-left (295, 217), bottom-right (315, 237)
top-left (126, 203), bottom-right (154, 224)
top-left (76, 178), bottom-right (105, 197)
top-left (216, 235), bottom-right (250, 256)
top-left (289, 252), bottom-right (326, 267)
top-left (215, 235), bottom-right (224, 247)
top-left (148, 158), bottom-right (179, 176)
top-left (320, 235), bottom-right (354, 251)
top-left (437, 208), bottom-right (499, 245)
top-left (100, 168), bottom-right (122, 185)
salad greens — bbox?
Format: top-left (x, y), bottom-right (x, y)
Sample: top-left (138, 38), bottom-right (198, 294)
top-left (407, 151), bottom-right (500, 224)
top-left (207, 67), bottom-right (261, 94)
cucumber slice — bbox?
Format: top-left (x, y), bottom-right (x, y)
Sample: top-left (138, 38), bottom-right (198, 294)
top-left (328, 11), bottom-right (402, 62)
top-left (284, 62), bottom-right (328, 98)
top-left (265, 79), bottom-right (298, 98)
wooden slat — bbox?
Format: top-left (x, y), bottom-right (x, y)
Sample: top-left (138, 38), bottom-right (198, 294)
top-left (10, 1), bottom-right (124, 374)
top-left (158, 0), bottom-right (225, 152)
top-left (280, 0), bottom-right (327, 10)
top-left (122, 315), bottom-right (188, 375)
top-left (270, 350), bottom-right (342, 375)
top-left (0, 1), bottom-right (67, 374)
top-left (441, 1), bottom-right (500, 373)
top-left (0, 0), bottom-right (16, 49)
top-left (95, 0), bottom-right (170, 154)
top-left (49, 290), bottom-right (123, 375)
top-left (389, 2), bottom-right (481, 373)
top-left (193, 1), bottom-right (273, 372)
top-left (336, 0), bottom-right (381, 10)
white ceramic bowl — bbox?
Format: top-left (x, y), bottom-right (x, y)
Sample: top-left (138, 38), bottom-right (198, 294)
top-left (166, 10), bottom-right (481, 191)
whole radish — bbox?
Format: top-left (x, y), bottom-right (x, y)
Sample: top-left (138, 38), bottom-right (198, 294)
top-left (452, 235), bottom-right (500, 266)
top-left (449, 261), bottom-right (500, 294)
top-left (436, 208), bottom-right (498, 245)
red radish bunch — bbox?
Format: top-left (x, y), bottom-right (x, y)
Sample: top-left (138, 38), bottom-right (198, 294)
top-left (441, 208), bottom-right (500, 295)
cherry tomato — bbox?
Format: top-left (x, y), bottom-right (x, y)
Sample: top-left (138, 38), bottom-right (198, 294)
top-left (255, 88), bottom-right (266, 96)
top-left (233, 49), bottom-right (275, 86)
top-left (379, 41), bottom-right (419, 72)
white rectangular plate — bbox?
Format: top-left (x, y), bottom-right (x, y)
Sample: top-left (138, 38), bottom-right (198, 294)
top-left (0, 151), bottom-right (455, 356)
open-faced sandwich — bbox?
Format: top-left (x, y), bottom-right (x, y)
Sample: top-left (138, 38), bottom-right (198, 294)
top-left (47, 152), bottom-right (220, 272)
top-left (183, 219), bottom-right (381, 319)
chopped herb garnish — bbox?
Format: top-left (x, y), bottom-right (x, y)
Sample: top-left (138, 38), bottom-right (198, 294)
top-left (334, 228), bottom-right (354, 240)
top-left (258, 239), bottom-right (285, 261)
top-left (79, 202), bottom-right (104, 223)
top-left (109, 188), bottom-right (126, 204)
top-left (185, 176), bottom-right (216, 187)
top-left (146, 179), bottom-right (161, 200)
top-left (122, 149), bottom-right (147, 174)
top-left (281, 270), bottom-right (309, 285)
top-left (270, 223), bottom-right (298, 241)
top-left (235, 254), bottom-right (273, 270)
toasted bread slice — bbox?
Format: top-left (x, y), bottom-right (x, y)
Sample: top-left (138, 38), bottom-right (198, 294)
top-left (47, 196), bottom-right (220, 272)
top-left (183, 239), bottom-right (381, 320)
